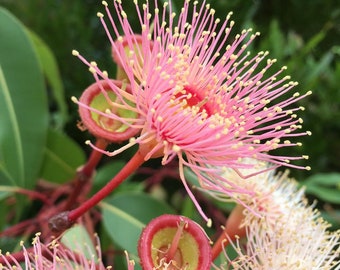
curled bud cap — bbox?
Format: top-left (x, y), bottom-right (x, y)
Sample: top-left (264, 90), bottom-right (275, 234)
top-left (78, 79), bottom-right (139, 142)
top-left (138, 214), bottom-right (212, 270)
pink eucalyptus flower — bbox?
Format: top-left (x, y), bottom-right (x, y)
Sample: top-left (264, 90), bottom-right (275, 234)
top-left (73, 0), bottom-right (311, 223)
top-left (0, 233), bottom-right (111, 270)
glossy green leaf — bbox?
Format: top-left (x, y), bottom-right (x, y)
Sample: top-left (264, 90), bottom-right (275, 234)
top-left (0, 186), bottom-right (13, 201)
top-left (101, 192), bottom-right (175, 256)
top-left (0, 8), bottom-right (48, 189)
top-left (61, 225), bottom-right (97, 260)
top-left (39, 129), bottom-right (85, 183)
top-left (306, 185), bottom-right (340, 204)
top-left (302, 173), bottom-right (340, 186)
top-left (302, 173), bottom-right (340, 204)
top-left (268, 20), bottom-right (285, 59)
top-left (27, 30), bottom-right (68, 129)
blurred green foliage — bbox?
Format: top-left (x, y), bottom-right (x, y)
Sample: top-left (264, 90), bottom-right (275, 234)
top-left (0, 0), bottom-right (339, 263)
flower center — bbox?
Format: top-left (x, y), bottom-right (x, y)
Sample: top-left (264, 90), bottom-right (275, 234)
top-left (151, 223), bottom-right (199, 270)
top-left (174, 85), bottom-right (211, 116)
top-left (90, 91), bottom-right (134, 133)
top-left (157, 246), bottom-right (184, 270)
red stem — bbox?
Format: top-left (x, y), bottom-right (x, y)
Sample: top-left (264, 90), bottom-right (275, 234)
top-left (81, 138), bottom-right (108, 177)
top-left (211, 204), bottom-right (246, 261)
top-left (63, 138), bottom-right (108, 211)
top-left (0, 218), bottom-right (35, 237)
top-left (13, 188), bottom-right (50, 204)
top-left (68, 150), bottom-right (145, 222)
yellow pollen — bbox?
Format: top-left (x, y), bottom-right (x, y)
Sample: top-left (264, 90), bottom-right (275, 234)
top-left (97, 12), bottom-right (104, 18)
top-left (274, 106), bottom-right (282, 112)
top-left (71, 96), bottom-right (78, 103)
top-left (89, 66), bottom-right (96, 74)
top-left (172, 145), bottom-right (181, 152)
top-left (102, 1), bottom-right (108, 6)
top-left (72, 50), bottom-right (79, 56)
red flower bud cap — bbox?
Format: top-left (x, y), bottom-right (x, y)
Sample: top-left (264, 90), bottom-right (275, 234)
top-left (138, 214), bottom-right (212, 270)
top-left (112, 34), bottom-right (153, 81)
top-left (78, 79), bottom-right (139, 142)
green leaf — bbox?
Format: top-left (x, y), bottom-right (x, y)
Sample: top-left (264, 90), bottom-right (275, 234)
top-left (101, 192), bottom-right (175, 256)
top-left (61, 225), bottom-right (97, 260)
top-left (0, 8), bottom-right (48, 189)
top-left (301, 29), bottom-right (327, 57)
top-left (0, 188), bottom-right (13, 203)
top-left (40, 129), bottom-right (85, 183)
top-left (268, 20), bottom-right (285, 59)
top-left (306, 185), bottom-right (340, 204)
top-left (27, 30), bottom-right (68, 129)
top-left (302, 173), bottom-right (340, 204)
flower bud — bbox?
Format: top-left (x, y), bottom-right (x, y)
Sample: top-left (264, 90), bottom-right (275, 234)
top-left (138, 214), bottom-right (212, 270)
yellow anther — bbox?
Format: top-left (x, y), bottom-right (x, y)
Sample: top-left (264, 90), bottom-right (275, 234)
top-left (172, 145), bottom-right (181, 152)
top-left (72, 50), bottom-right (79, 56)
top-left (71, 96), bottom-right (78, 103)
